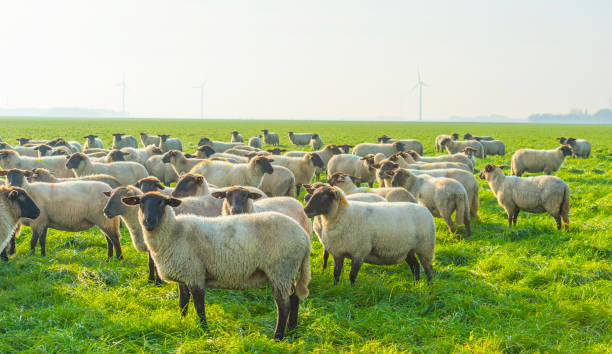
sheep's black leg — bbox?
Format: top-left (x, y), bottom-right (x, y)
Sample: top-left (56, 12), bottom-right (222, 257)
top-left (333, 256), bottom-right (344, 285)
top-left (288, 291), bottom-right (299, 331)
top-left (188, 284), bottom-right (207, 329)
top-left (295, 184), bottom-right (302, 198)
top-left (513, 210), bottom-right (519, 226)
top-left (349, 259), bottom-right (363, 285)
top-left (322, 249), bottom-right (329, 270)
top-left (8, 234), bottom-right (16, 255)
top-left (368, 181), bottom-right (374, 188)
top-left (147, 252), bottom-right (156, 282)
top-left (178, 283), bottom-right (191, 317)
top-left (507, 212), bottom-right (513, 228)
top-left (106, 231), bottom-right (123, 260)
top-left (464, 218), bottom-right (472, 238)
top-left (406, 252), bottom-right (420, 282)
top-left (272, 288), bottom-right (290, 341)
top-left (555, 216), bottom-right (562, 230)
top-left (38, 228), bottom-right (48, 257)
top-left (1, 248), bottom-right (7, 261)
top-left (104, 235), bottom-right (114, 260)
top-left (30, 230), bottom-right (40, 255)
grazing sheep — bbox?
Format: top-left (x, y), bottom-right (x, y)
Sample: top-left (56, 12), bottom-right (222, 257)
top-left (140, 132), bottom-right (161, 147)
top-left (84, 148), bottom-right (110, 155)
top-left (353, 142), bottom-right (406, 158)
top-left (145, 155), bottom-right (179, 185)
top-left (0, 187), bottom-right (40, 261)
top-left (16, 138), bottom-right (48, 146)
top-left (377, 135), bottom-right (424, 155)
top-left (327, 154), bottom-right (377, 187)
top-left (510, 145), bottom-right (573, 176)
top-left (404, 150), bottom-right (474, 171)
top-left (198, 137), bottom-right (243, 153)
top-left (212, 186), bottom-right (312, 236)
top-left (30, 167), bottom-right (121, 189)
top-left (1, 169), bottom-right (122, 258)
top-left (83, 135), bottom-right (104, 149)
top-left (112, 133), bottom-right (138, 150)
top-left (121, 145), bottom-right (163, 165)
top-left (327, 172), bottom-right (416, 202)
top-left (285, 145), bottom-right (342, 181)
top-left (435, 134), bottom-right (453, 152)
top-left (564, 137), bottom-right (591, 158)
top-left (162, 150), bottom-right (202, 176)
top-left (309, 134), bottom-right (323, 151)
top-left (475, 139), bottom-right (506, 156)
top-left (171, 173), bottom-right (212, 198)
top-left (268, 153), bottom-right (325, 197)
top-left (121, 192), bottom-right (311, 340)
top-left (440, 138), bottom-right (485, 158)
top-left (261, 129), bottom-right (280, 146)
top-left (338, 144), bottom-right (353, 154)
top-left (464, 133), bottom-right (494, 141)
top-left (189, 155), bottom-right (274, 188)
top-left (66, 152), bottom-right (149, 186)
top-left (158, 135), bottom-right (183, 153)
top-left (0, 149), bottom-right (75, 178)
top-left (259, 165), bottom-right (296, 197)
top-left (105, 149), bottom-right (127, 162)
top-left (248, 135), bottom-right (263, 149)
top-left (265, 148), bottom-right (286, 155)
top-left (230, 131), bottom-right (244, 143)
top-left (288, 132), bottom-right (313, 146)
top-left (479, 164), bottom-right (570, 230)
top-left (135, 176), bottom-right (174, 195)
top-left (304, 186), bottom-right (435, 284)
top-left (390, 168), bottom-right (471, 236)
top-left (195, 146), bottom-right (247, 163)
top-left (0, 142), bottom-right (39, 157)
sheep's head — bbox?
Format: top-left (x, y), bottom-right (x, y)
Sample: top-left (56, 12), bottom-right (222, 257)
top-left (566, 138), bottom-right (576, 146)
top-left (378, 135), bottom-right (392, 143)
top-left (112, 133), bottom-right (124, 141)
top-left (34, 144), bottom-right (53, 157)
top-left (463, 133), bottom-right (473, 140)
top-left (0, 186), bottom-right (40, 220)
top-left (478, 164), bottom-right (507, 180)
top-left (261, 129), bottom-right (269, 134)
top-left (338, 144), bottom-right (353, 153)
top-left (327, 172), bottom-right (357, 188)
top-left (251, 156), bottom-right (274, 174)
top-left (389, 168), bottom-right (415, 188)
top-left (84, 134), bottom-right (98, 141)
top-left (16, 138), bottom-right (31, 145)
top-left (159, 134), bottom-right (171, 142)
top-left (303, 186), bottom-right (347, 218)
top-left (108, 149), bottom-right (126, 162)
top-left (440, 138), bottom-right (452, 146)
top-left (149, 146), bottom-right (163, 155)
top-left (162, 150), bottom-right (182, 164)
top-left (121, 192), bottom-right (182, 232)
top-left (451, 133), bottom-right (459, 140)
top-left (392, 141), bottom-right (405, 152)
top-left (231, 131), bottom-right (239, 136)
top-left (288, 131), bottom-right (294, 137)
top-left (559, 145), bottom-right (573, 157)
top-left (463, 147), bottom-right (477, 157)
top-left (66, 153), bottom-right (87, 169)
top-left (324, 145), bottom-right (342, 155)
top-left (172, 173), bottom-right (206, 198)
top-left (406, 150), bottom-right (420, 159)
top-left (197, 145), bottom-right (215, 158)
top-left (0, 169), bottom-right (33, 187)
top-left (556, 137), bottom-right (567, 144)
top-left (360, 154), bottom-right (377, 171)
top-left (135, 177), bottom-right (165, 193)
top-left (311, 134), bottom-right (319, 140)
top-left (103, 186), bottom-right (142, 219)
top-left (266, 148), bottom-right (286, 155)
top-left (303, 182), bottom-right (330, 203)
top-left (373, 160), bottom-right (399, 181)
top-left (306, 153), bottom-right (325, 168)
top-left (197, 137), bottom-right (211, 146)
top-left (211, 186), bottom-right (262, 215)
top-left (48, 138), bottom-right (68, 147)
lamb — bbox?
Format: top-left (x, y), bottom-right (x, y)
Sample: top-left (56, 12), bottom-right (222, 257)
top-left (30, 167), bottom-right (121, 189)
top-left (309, 134), bottom-right (323, 151)
top-left (404, 150), bottom-right (474, 171)
top-left (285, 145), bottom-right (342, 180)
top-left (1, 169), bottom-right (122, 259)
top-left (479, 164), bottom-right (570, 230)
top-left (197, 137), bottom-right (244, 153)
top-left (475, 139), bottom-right (506, 156)
top-left (0, 186), bottom-right (40, 261)
top-left (112, 133), bottom-right (138, 150)
top-left (377, 135), bottom-right (424, 155)
top-left (140, 132), bottom-right (161, 147)
top-left (211, 186), bottom-right (312, 236)
top-left (0, 149), bottom-right (75, 178)
top-left (510, 145), bottom-right (573, 176)
top-left (464, 133), bottom-right (494, 141)
top-left (352, 142), bottom-right (406, 157)
top-left (288, 132), bottom-right (313, 146)
top-left (162, 150), bottom-right (202, 176)
top-left (327, 154), bottom-right (377, 187)
top-left (121, 145), bottom-right (163, 165)
top-left (145, 155), bottom-right (179, 185)
top-left (304, 186), bottom-right (435, 285)
top-left (390, 168), bottom-right (471, 236)
top-left (440, 138), bottom-right (485, 158)
top-left (268, 153), bottom-right (325, 196)
top-left (83, 135), bottom-right (104, 149)
top-left (189, 155), bottom-right (274, 188)
top-left (66, 152), bottom-right (149, 186)
top-left (121, 192), bottom-right (311, 340)
top-left (564, 137), bottom-right (591, 158)
top-left (159, 134), bottom-right (183, 153)
top-left (435, 134), bottom-right (453, 152)
top-left (327, 172), bottom-right (416, 202)
top-left (230, 131), bottom-right (244, 143)
top-left (248, 135), bottom-right (262, 149)
top-left (261, 129), bottom-right (280, 146)
top-left (195, 146), bottom-right (247, 163)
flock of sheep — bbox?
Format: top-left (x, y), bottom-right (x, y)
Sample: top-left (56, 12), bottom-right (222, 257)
top-left (0, 130), bottom-right (590, 340)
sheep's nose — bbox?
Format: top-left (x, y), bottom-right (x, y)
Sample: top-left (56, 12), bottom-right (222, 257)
top-left (144, 217), bottom-right (155, 225)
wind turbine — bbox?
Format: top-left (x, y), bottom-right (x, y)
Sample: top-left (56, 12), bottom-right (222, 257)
top-left (412, 69), bottom-right (429, 121)
top-left (117, 73), bottom-right (127, 116)
top-left (193, 81), bottom-right (207, 119)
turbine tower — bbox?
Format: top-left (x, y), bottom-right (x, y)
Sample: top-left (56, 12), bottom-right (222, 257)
top-left (193, 81), bottom-right (207, 119)
top-left (412, 69), bottom-right (429, 121)
top-left (118, 73), bottom-right (127, 116)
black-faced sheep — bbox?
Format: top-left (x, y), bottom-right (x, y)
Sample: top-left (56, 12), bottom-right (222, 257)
top-left (288, 132), bottom-right (314, 146)
top-left (510, 145), bottom-right (573, 176)
top-left (0, 187), bottom-right (40, 261)
top-left (112, 133), bottom-right (138, 150)
top-left (159, 135), bottom-right (182, 153)
top-left (66, 152), bottom-right (149, 186)
top-left (261, 129), bottom-right (280, 146)
top-left (83, 135), bottom-right (104, 150)
top-left (377, 135), bottom-right (424, 155)
top-left (440, 138), bottom-right (485, 158)
top-left (230, 131), bottom-right (244, 143)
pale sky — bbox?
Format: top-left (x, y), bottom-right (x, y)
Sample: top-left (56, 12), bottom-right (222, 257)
top-left (1, 0), bottom-right (611, 119)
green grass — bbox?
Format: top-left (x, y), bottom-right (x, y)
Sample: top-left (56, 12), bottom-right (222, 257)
top-left (0, 118), bottom-right (610, 352)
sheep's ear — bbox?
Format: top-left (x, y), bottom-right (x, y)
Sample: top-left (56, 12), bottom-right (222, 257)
top-left (134, 181), bottom-right (141, 188)
top-left (248, 192), bottom-right (262, 200)
top-left (498, 165), bottom-right (509, 170)
top-left (303, 184), bottom-right (314, 193)
top-left (8, 190), bottom-right (19, 200)
top-left (0, 171), bottom-right (7, 176)
top-left (166, 198), bottom-right (182, 207)
top-left (385, 170), bottom-right (395, 176)
top-left (485, 164), bottom-right (495, 172)
top-left (211, 191), bottom-right (227, 199)
top-left (121, 197), bottom-right (141, 206)
top-left (103, 191), bottom-right (112, 197)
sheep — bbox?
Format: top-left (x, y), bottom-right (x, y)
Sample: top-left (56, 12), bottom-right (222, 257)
top-left (0, 186), bottom-right (40, 261)
top-left (261, 129), bottom-right (280, 146)
top-left (352, 142), bottom-right (405, 157)
top-left (0, 150), bottom-right (75, 178)
top-left (121, 192), bottom-right (311, 340)
top-left (230, 131), bottom-right (244, 143)
top-left (404, 150), bottom-right (474, 171)
top-left (435, 134), bottom-right (453, 152)
top-left (510, 145), bottom-right (573, 176)
top-left (304, 186), bottom-right (435, 285)
top-left (327, 172), bottom-right (416, 202)
top-left (288, 132), bottom-right (313, 146)
top-left (248, 135), bottom-right (262, 149)
top-left (259, 165), bottom-right (296, 197)
top-left (162, 150), bottom-right (202, 176)
top-left (564, 137), bottom-right (591, 158)
top-left (195, 146), bottom-right (247, 163)
top-left (475, 139), bottom-right (506, 156)
top-left (30, 167), bottom-right (121, 189)
top-left (83, 135), bottom-right (104, 149)
top-left (1, 169), bottom-right (122, 258)
top-left (112, 133), bottom-right (138, 150)
top-left (309, 134), bottom-right (323, 151)
top-left (197, 137), bottom-right (243, 153)
top-left (327, 154), bottom-right (377, 187)
top-left (211, 186), bottom-right (312, 236)
top-left (224, 148), bottom-right (256, 157)
top-left (8, 144), bottom-right (39, 157)
top-left (390, 168), bottom-right (471, 236)
top-left (268, 153), bottom-right (324, 197)
top-left (265, 148), bottom-right (286, 155)
top-left (34, 144), bottom-right (71, 157)
top-left (46, 138), bottom-right (81, 153)
top-left (464, 133), bottom-right (494, 141)
top-left (16, 138), bottom-right (48, 146)
top-left (479, 164), bottom-right (570, 230)
top-left (338, 144), bottom-right (353, 154)
top-left (189, 155), bottom-right (274, 188)
top-left (135, 176), bottom-right (174, 196)
top-left (84, 148), bottom-right (110, 155)
top-left (121, 145), bottom-right (163, 165)
top-left (285, 145), bottom-right (342, 180)
top-left (66, 152), bottom-right (149, 186)
top-left (144, 155), bottom-right (179, 185)
top-left (440, 138), bottom-right (485, 158)
top-left (389, 152), bottom-right (472, 173)
top-left (377, 135), bottom-right (424, 155)
top-left (140, 132), bottom-right (161, 147)
top-left (159, 134), bottom-right (183, 153)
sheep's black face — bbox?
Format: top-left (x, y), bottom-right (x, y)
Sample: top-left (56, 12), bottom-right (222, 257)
top-left (463, 133), bottom-right (472, 140)
top-left (131, 193), bottom-right (181, 231)
top-left (84, 135), bottom-right (97, 142)
top-left (213, 187), bottom-right (261, 215)
top-left (109, 150), bottom-right (125, 161)
top-left (7, 187), bottom-right (40, 219)
top-left (17, 138), bottom-right (30, 145)
top-left (136, 178), bottom-right (165, 193)
top-left (161, 152), bottom-right (173, 163)
top-left (35, 145), bottom-right (52, 156)
top-left (160, 135), bottom-right (170, 142)
top-left (197, 137), bottom-right (211, 146)
top-left (304, 187), bottom-right (336, 218)
top-left (66, 154), bottom-right (84, 169)
top-left (390, 170), bottom-right (408, 187)
top-left (254, 157), bottom-right (274, 174)
top-left (377, 161), bottom-right (398, 180)
top-left (327, 145), bottom-right (342, 155)
top-left (288, 132), bottom-right (294, 137)
top-left (339, 145), bottom-right (352, 154)
top-left (113, 133), bottom-right (124, 141)
top-left (479, 164), bottom-right (496, 180)
top-left (378, 135), bottom-right (391, 143)
top-left (172, 174), bottom-right (204, 198)
top-left (104, 187), bottom-right (135, 219)
top-left (451, 133), bottom-right (459, 140)
top-left (327, 173), bottom-right (346, 186)
top-left (560, 145), bottom-right (573, 157)
top-left (2, 169), bottom-right (32, 187)
top-left (309, 153), bottom-right (325, 168)
top-left (394, 142), bottom-right (405, 151)
top-left (197, 145), bottom-right (215, 157)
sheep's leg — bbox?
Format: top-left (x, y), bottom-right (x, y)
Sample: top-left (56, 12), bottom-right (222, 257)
top-left (442, 212), bottom-right (456, 234)
top-left (272, 288), bottom-right (290, 341)
top-left (38, 227), bottom-right (48, 257)
top-left (513, 210), bottom-right (519, 226)
top-left (178, 283), bottom-right (191, 317)
top-left (406, 251), bottom-right (420, 283)
top-left (30, 229), bottom-right (40, 255)
top-left (464, 216), bottom-right (472, 237)
top-left (554, 215), bottom-right (562, 230)
top-left (147, 252), bottom-right (156, 282)
top-left (104, 235), bottom-right (114, 260)
top-left (8, 231), bottom-right (17, 255)
top-left (333, 256), bottom-right (344, 285)
top-left (188, 284), bottom-right (208, 329)
top-left (0, 248), bottom-right (7, 261)
top-left (368, 181), bottom-right (374, 188)
top-left (349, 258), bottom-right (363, 285)
top-left (315, 171), bottom-right (321, 181)
top-left (417, 252), bottom-right (434, 284)
top-left (322, 249), bottom-right (329, 270)
top-left (287, 291), bottom-right (299, 331)
top-left (102, 226), bottom-right (123, 260)
top-left (295, 184), bottom-right (302, 198)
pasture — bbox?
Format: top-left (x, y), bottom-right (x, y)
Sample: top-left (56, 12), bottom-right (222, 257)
top-left (0, 118), bottom-right (610, 352)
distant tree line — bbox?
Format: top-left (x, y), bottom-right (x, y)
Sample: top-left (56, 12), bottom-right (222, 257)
top-left (528, 109), bottom-right (612, 124)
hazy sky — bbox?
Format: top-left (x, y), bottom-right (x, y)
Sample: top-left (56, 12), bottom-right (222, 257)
top-left (1, 0), bottom-right (611, 119)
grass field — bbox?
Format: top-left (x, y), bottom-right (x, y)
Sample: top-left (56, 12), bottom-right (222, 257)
top-left (0, 118), bottom-right (610, 352)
